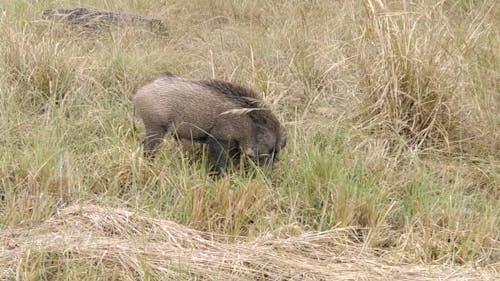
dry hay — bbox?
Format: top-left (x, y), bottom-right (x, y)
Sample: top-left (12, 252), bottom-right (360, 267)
top-left (1, 204), bottom-right (498, 280)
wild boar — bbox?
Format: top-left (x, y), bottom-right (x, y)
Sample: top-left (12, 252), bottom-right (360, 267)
top-left (133, 74), bottom-right (286, 174)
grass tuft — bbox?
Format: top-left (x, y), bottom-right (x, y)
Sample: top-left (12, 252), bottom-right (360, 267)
top-left (355, 0), bottom-right (498, 155)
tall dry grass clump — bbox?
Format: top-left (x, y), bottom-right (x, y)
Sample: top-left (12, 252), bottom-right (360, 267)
top-left (0, 18), bottom-right (81, 110)
top-left (355, 0), bottom-right (497, 155)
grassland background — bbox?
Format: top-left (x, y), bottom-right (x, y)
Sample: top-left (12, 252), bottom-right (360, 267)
top-left (0, 0), bottom-right (498, 279)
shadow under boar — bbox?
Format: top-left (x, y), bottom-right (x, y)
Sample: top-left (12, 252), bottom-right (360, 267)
top-left (133, 74), bottom-right (286, 175)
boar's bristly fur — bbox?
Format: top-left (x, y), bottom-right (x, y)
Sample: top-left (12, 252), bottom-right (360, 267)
top-left (133, 74), bottom-right (286, 175)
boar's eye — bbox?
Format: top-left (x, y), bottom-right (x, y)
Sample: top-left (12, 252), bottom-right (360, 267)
top-left (249, 112), bottom-right (267, 125)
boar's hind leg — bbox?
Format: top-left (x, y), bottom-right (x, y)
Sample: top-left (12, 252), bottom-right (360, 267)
top-left (207, 138), bottom-right (235, 175)
top-left (143, 126), bottom-right (166, 159)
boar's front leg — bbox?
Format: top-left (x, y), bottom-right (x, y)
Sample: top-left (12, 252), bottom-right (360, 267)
top-left (207, 138), bottom-right (236, 175)
top-left (143, 125), bottom-right (167, 159)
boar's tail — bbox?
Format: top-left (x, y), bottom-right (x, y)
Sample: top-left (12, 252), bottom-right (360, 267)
top-left (132, 103), bottom-right (137, 132)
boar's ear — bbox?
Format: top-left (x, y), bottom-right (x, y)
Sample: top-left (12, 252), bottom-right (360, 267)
top-left (249, 110), bottom-right (268, 125)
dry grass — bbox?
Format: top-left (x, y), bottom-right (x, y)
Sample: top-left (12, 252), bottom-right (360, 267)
top-left (355, 0), bottom-right (499, 155)
top-left (1, 204), bottom-right (498, 280)
top-left (0, 0), bottom-right (499, 279)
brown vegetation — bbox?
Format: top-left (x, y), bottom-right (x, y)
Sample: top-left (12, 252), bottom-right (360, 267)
top-left (1, 205), bottom-right (497, 280)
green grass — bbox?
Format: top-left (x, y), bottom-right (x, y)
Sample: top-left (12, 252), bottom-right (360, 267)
top-left (0, 0), bottom-right (499, 279)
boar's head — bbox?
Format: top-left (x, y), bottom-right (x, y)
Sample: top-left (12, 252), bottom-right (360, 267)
top-left (214, 108), bottom-right (286, 169)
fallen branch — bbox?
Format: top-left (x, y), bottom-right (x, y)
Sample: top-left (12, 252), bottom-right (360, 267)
top-left (42, 7), bottom-right (166, 34)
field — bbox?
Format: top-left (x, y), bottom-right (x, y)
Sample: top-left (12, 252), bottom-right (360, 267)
top-left (0, 0), bottom-right (499, 280)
